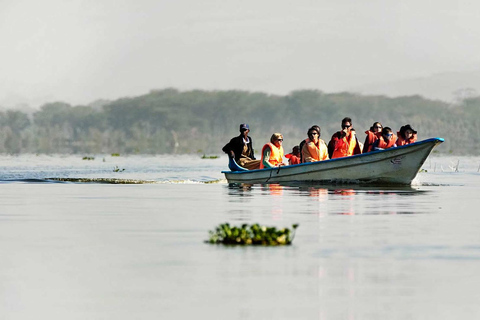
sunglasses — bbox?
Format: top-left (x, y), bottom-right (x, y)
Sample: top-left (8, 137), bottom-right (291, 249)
top-left (277, 139), bottom-right (283, 142)
top-left (342, 125), bottom-right (351, 129)
top-left (385, 133), bottom-right (393, 137)
top-left (311, 132), bottom-right (319, 136)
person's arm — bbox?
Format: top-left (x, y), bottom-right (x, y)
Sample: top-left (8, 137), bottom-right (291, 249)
top-left (320, 140), bottom-right (329, 160)
top-left (262, 146), bottom-right (276, 168)
top-left (362, 134), bottom-right (370, 153)
top-left (249, 137), bottom-right (256, 160)
top-left (301, 143), bottom-right (314, 162)
top-left (372, 139), bottom-right (382, 151)
top-left (222, 138), bottom-right (236, 158)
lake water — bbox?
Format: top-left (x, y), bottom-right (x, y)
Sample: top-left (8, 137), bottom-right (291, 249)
top-left (1, 154), bottom-right (480, 320)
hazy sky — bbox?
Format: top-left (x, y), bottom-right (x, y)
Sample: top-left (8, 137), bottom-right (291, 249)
top-left (1, 0), bottom-right (480, 107)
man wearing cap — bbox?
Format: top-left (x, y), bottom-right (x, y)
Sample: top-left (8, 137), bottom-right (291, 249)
top-left (222, 124), bottom-right (261, 170)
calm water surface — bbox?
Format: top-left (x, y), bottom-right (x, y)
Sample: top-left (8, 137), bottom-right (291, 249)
top-left (1, 154), bottom-right (480, 320)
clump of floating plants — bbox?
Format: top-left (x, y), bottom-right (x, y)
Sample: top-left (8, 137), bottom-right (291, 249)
top-left (113, 166), bottom-right (125, 172)
top-left (207, 223), bottom-right (298, 246)
top-left (82, 156), bottom-right (95, 160)
top-left (201, 154), bottom-right (219, 159)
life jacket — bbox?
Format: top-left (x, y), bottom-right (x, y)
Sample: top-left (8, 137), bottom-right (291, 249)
top-left (396, 132), bottom-right (417, 146)
top-left (298, 138), bottom-right (309, 163)
top-left (376, 134), bottom-right (397, 149)
top-left (332, 133), bottom-right (357, 159)
top-left (363, 130), bottom-right (382, 153)
top-left (302, 139), bottom-right (329, 162)
top-left (285, 153), bottom-right (300, 165)
top-left (260, 143), bottom-right (284, 169)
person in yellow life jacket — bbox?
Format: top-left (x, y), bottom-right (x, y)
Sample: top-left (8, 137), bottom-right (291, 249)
top-left (260, 133), bottom-right (285, 169)
top-left (302, 127), bottom-right (329, 162)
top-left (372, 127), bottom-right (397, 151)
top-left (363, 121), bottom-right (383, 153)
top-left (299, 124), bottom-right (321, 163)
top-left (327, 117), bottom-right (362, 159)
top-left (396, 124), bottom-right (418, 146)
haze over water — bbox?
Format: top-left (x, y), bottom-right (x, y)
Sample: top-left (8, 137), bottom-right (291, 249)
top-left (1, 154), bottom-right (480, 319)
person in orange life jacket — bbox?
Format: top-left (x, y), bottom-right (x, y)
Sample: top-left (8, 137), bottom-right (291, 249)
top-left (302, 127), bottom-right (329, 162)
top-left (299, 125), bottom-right (321, 163)
top-left (372, 127), bottom-right (397, 151)
top-left (327, 117), bottom-right (362, 159)
top-left (396, 124), bottom-right (417, 146)
top-left (222, 123), bottom-right (261, 170)
top-left (363, 121), bottom-right (383, 153)
top-left (285, 145), bottom-right (301, 165)
top-left (260, 133), bottom-right (285, 169)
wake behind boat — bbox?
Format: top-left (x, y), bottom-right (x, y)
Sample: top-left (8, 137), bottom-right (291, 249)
top-left (222, 138), bottom-right (444, 185)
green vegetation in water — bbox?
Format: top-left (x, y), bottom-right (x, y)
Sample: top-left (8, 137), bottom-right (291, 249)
top-left (202, 154), bottom-right (219, 159)
top-left (47, 178), bottom-right (156, 184)
top-left (113, 166), bottom-right (125, 172)
top-left (207, 223), bottom-right (299, 245)
top-left (82, 156), bottom-right (95, 160)
top-left (111, 153), bottom-right (120, 157)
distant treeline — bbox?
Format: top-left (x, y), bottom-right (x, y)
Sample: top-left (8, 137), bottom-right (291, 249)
top-left (1, 88), bottom-right (479, 155)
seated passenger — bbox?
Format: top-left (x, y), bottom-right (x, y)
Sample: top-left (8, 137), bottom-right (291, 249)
top-left (285, 145), bottom-right (301, 165)
top-left (327, 117), bottom-right (362, 159)
top-left (222, 123), bottom-right (261, 170)
top-left (396, 124), bottom-right (418, 146)
top-left (260, 133), bottom-right (285, 168)
top-left (372, 127), bottom-right (397, 150)
top-left (302, 127), bottom-right (329, 162)
top-left (299, 125), bottom-right (321, 163)
top-left (363, 121), bottom-right (383, 153)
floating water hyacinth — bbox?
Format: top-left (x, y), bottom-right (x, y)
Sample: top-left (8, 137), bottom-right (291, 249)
top-left (207, 223), bottom-right (298, 246)
top-left (201, 154), bottom-right (219, 159)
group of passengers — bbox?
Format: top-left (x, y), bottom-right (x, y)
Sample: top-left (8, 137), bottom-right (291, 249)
top-left (222, 118), bottom-right (417, 170)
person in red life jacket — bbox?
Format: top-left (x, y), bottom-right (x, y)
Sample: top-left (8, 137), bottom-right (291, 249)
top-left (260, 133), bottom-right (285, 169)
top-left (285, 145), bottom-right (301, 165)
top-left (372, 127), bottom-right (397, 151)
top-left (363, 121), bottom-right (383, 153)
top-left (299, 125), bottom-right (321, 163)
top-left (222, 123), bottom-right (261, 170)
top-left (302, 127), bottom-right (329, 162)
top-left (396, 124), bottom-right (418, 146)
top-left (327, 117), bottom-right (362, 159)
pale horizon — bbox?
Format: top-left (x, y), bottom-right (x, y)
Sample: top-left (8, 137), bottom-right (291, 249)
top-left (2, 0), bottom-right (480, 108)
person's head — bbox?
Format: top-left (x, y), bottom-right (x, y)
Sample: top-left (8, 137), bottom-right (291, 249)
top-left (382, 127), bottom-right (393, 140)
top-left (239, 123), bottom-right (250, 135)
top-left (341, 117), bottom-right (352, 132)
top-left (270, 133), bottom-right (283, 147)
top-left (400, 124), bottom-right (417, 139)
top-left (370, 122), bottom-right (383, 133)
top-left (292, 145), bottom-right (300, 156)
top-left (307, 127), bottom-right (320, 142)
top-left (311, 125), bottom-right (321, 135)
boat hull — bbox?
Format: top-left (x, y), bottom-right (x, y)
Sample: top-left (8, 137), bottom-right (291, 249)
top-left (222, 138), bottom-right (444, 185)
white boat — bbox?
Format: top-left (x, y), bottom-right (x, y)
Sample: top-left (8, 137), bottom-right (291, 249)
top-left (222, 138), bottom-right (444, 185)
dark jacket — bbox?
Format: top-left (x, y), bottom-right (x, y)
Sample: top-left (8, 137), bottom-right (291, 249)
top-left (222, 135), bottom-right (256, 162)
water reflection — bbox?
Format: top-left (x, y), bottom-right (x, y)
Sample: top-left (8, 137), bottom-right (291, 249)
top-left (225, 182), bottom-right (429, 216)
top-left (261, 183), bottom-right (284, 196)
top-left (226, 183), bottom-right (254, 198)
